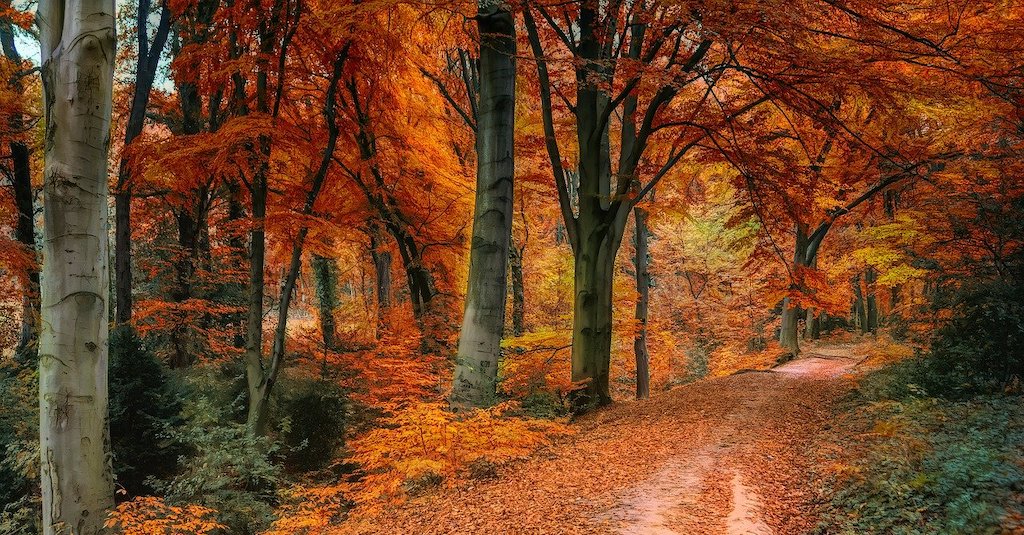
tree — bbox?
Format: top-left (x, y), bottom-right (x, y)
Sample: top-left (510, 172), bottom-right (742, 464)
top-left (37, 0), bottom-right (117, 532)
top-left (114, 0), bottom-right (171, 326)
top-left (450, 1), bottom-right (517, 409)
top-left (1, 2), bottom-right (38, 361)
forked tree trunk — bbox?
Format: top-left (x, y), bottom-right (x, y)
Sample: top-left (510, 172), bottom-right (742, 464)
top-left (570, 222), bottom-right (625, 409)
top-left (114, 0), bottom-right (171, 325)
top-left (451, 4), bottom-right (516, 409)
top-left (633, 207), bottom-right (651, 400)
top-left (38, 1), bottom-right (117, 532)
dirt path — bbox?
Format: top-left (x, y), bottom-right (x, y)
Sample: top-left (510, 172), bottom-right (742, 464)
top-left (337, 345), bottom-right (863, 535)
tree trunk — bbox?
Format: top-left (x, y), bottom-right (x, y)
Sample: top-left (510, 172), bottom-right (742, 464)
top-left (312, 254), bottom-right (339, 351)
top-left (852, 273), bottom-right (866, 331)
top-left (508, 238), bottom-right (525, 337)
top-left (864, 267), bottom-right (878, 334)
top-left (38, 1), bottom-right (117, 532)
top-left (2, 16), bottom-right (38, 359)
top-left (451, 5), bottom-right (516, 409)
top-left (368, 223), bottom-right (391, 336)
top-left (779, 224), bottom-right (809, 354)
top-left (247, 49), bottom-right (344, 435)
top-left (114, 0), bottom-right (171, 325)
top-left (570, 222), bottom-right (624, 410)
top-left (633, 207), bottom-right (651, 400)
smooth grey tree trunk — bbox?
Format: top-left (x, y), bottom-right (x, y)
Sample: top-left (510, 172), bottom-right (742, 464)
top-left (451, 4), bottom-right (516, 409)
top-left (38, 0), bottom-right (116, 532)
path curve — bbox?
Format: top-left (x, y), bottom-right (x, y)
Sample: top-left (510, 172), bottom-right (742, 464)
top-left (336, 344), bottom-right (863, 534)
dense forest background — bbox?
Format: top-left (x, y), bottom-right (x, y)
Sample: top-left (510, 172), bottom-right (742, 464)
top-left (0, 0), bottom-right (1023, 533)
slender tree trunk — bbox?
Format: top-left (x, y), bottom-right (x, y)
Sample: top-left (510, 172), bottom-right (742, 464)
top-left (508, 238), bottom-right (525, 337)
top-left (38, 1), bottom-right (116, 532)
top-left (451, 5), bottom-right (516, 409)
top-left (243, 165), bottom-right (268, 432)
top-left (114, 0), bottom-right (171, 325)
top-left (248, 49), bottom-right (344, 435)
top-left (852, 273), bottom-right (866, 331)
top-left (368, 223), bottom-right (391, 336)
top-left (633, 207), bottom-right (651, 400)
top-left (864, 267), bottom-right (878, 334)
top-left (2, 10), bottom-right (38, 359)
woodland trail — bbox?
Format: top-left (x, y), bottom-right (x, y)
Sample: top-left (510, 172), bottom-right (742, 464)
top-left (338, 344), bottom-right (864, 535)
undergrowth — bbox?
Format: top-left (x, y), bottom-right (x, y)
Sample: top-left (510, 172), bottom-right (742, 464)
top-left (815, 359), bottom-right (1024, 534)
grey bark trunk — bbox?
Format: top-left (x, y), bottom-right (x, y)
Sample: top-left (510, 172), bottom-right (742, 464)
top-left (451, 5), bottom-right (516, 409)
top-left (38, 1), bottom-right (117, 532)
top-left (633, 207), bottom-right (651, 400)
top-left (570, 224), bottom-right (623, 409)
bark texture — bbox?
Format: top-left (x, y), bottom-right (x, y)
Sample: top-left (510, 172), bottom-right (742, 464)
top-left (633, 207), bottom-right (651, 400)
top-left (38, 0), bottom-right (117, 532)
top-left (114, 0), bottom-right (171, 325)
top-left (451, 4), bottom-right (516, 409)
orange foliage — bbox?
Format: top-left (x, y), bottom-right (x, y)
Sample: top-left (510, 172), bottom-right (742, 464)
top-left (104, 497), bottom-right (223, 535)
top-left (341, 401), bottom-right (573, 512)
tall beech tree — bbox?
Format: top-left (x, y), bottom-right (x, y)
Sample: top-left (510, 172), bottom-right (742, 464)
top-left (451, 1), bottom-right (517, 409)
top-left (37, 0), bottom-right (117, 532)
top-left (523, 0), bottom-right (768, 409)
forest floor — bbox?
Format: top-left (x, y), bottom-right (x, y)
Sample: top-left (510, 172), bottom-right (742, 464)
top-left (336, 343), bottom-right (865, 534)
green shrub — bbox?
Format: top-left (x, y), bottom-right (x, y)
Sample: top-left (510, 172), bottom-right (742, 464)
top-left (109, 326), bottom-right (185, 496)
top-left (154, 376), bottom-right (282, 534)
top-left (818, 360), bottom-right (1024, 534)
top-left (925, 278), bottom-right (1024, 397)
top-left (276, 376), bottom-right (346, 473)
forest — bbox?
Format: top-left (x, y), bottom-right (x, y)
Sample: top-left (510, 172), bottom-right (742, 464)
top-left (1, 0), bottom-right (1023, 533)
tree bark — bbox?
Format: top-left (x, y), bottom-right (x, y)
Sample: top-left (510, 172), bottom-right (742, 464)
top-left (38, 0), bottom-right (116, 532)
top-left (570, 223), bottom-right (625, 409)
top-left (1, 14), bottom-right (39, 358)
top-left (451, 4), bottom-right (516, 409)
top-left (633, 206), bottom-right (651, 400)
top-left (779, 224), bottom-right (809, 354)
top-left (312, 254), bottom-right (339, 351)
top-left (114, 0), bottom-right (171, 325)
top-left (508, 237), bottom-right (525, 337)
top-left (864, 267), bottom-right (878, 334)
top-left (368, 222), bottom-right (392, 335)
top-left (248, 48), bottom-right (344, 436)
